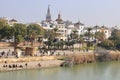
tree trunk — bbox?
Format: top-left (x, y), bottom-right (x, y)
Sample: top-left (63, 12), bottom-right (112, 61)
top-left (14, 42), bottom-right (18, 55)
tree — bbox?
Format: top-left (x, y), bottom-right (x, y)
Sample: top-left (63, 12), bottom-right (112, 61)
top-left (27, 24), bottom-right (44, 46)
top-left (70, 29), bottom-right (78, 40)
top-left (109, 29), bottom-right (120, 50)
top-left (44, 40), bottom-right (53, 49)
top-left (95, 32), bottom-right (105, 41)
top-left (84, 27), bottom-right (94, 50)
top-left (0, 25), bottom-right (14, 40)
top-left (87, 27), bottom-right (92, 33)
top-left (13, 23), bottom-right (27, 53)
top-left (78, 35), bottom-right (84, 51)
top-left (44, 28), bottom-right (59, 50)
top-left (44, 30), bottom-right (54, 49)
top-left (69, 29), bottom-right (78, 51)
top-left (44, 30), bottom-right (51, 39)
top-left (53, 28), bottom-right (58, 37)
top-left (53, 40), bottom-right (65, 50)
top-left (99, 40), bottom-right (114, 49)
top-left (0, 20), bottom-right (13, 40)
top-left (53, 28), bottom-right (59, 50)
top-left (84, 27), bottom-right (94, 40)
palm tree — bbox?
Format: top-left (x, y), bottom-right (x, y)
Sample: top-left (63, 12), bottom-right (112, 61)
top-left (95, 32), bottom-right (105, 42)
top-left (78, 35), bottom-right (84, 51)
top-left (53, 28), bottom-right (58, 38)
top-left (44, 29), bottom-right (57, 50)
top-left (70, 29), bottom-right (78, 51)
top-left (84, 27), bottom-right (94, 50)
top-left (53, 28), bottom-right (58, 50)
top-left (70, 29), bottom-right (78, 41)
top-left (86, 27), bottom-right (93, 40)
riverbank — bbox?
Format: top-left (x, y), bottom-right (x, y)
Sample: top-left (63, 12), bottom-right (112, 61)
top-left (0, 56), bottom-right (64, 72)
top-left (0, 59), bottom-right (64, 72)
top-left (0, 50), bottom-right (120, 72)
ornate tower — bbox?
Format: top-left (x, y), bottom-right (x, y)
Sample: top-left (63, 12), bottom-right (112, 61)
top-left (56, 12), bottom-right (63, 24)
top-left (46, 5), bottom-right (51, 22)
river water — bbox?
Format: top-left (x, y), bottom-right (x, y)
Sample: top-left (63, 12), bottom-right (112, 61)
top-left (0, 62), bottom-right (120, 80)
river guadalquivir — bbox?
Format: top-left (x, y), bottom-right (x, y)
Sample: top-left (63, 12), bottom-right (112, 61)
top-left (0, 62), bottom-right (120, 80)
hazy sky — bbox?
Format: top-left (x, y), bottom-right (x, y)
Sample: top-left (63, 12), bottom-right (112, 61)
top-left (0, 0), bottom-right (120, 27)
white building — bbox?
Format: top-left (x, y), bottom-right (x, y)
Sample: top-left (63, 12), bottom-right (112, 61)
top-left (56, 23), bottom-right (67, 41)
top-left (92, 26), bottom-right (111, 39)
top-left (54, 13), bottom-right (67, 41)
top-left (41, 21), bottom-right (56, 30)
top-left (66, 21), bottom-right (85, 36)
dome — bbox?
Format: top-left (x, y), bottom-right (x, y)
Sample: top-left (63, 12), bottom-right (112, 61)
top-left (9, 19), bottom-right (17, 22)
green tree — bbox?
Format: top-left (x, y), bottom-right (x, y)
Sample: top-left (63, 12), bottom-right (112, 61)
top-left (70, 29), bottom-right (78, 40)
top-left (84, 27), bottom-right (94, 40)
top-left (1, 25), bottom-right (14, 40)
top-left (27, 24), bottom-right (44, 46)
top-left (109, 29), bottom-right (120, 50)
top-left (44, 28), bottom-right (59, 50)
top-left (78, 35), bottom-right (84, 51)
top-left (13, 23), bottom-right (27, 53)
top-left (69, 29), bottom-right (78, 51)
top-left (44, 30), bottom-right (54, 49)
top-left (99, 40), bottom-right (114, 49)
top-left (84, 27), bottom-right (94, 50)
top-left (95, 32), bottom-right (105, 41)
top-left (0, 20), bottom-right (12, 40)
top-left (53, 28), bottom-right (58, 37)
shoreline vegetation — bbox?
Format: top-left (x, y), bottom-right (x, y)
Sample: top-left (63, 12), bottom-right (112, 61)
top-left (0, 50), bottom-right (120, 72)
top-left (61, 50), bottom-right (120, 66)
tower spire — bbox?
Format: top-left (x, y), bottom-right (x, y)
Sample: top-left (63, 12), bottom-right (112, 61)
top-left (58, 11), bottom-right (61, 19)
top-left (46, 5), bottom-right (51, 22)
top-left (56, 12), bottom-right (63, 24)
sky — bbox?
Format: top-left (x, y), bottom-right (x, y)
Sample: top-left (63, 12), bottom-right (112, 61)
top-left (0, 0), bottom-right (120, 27)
